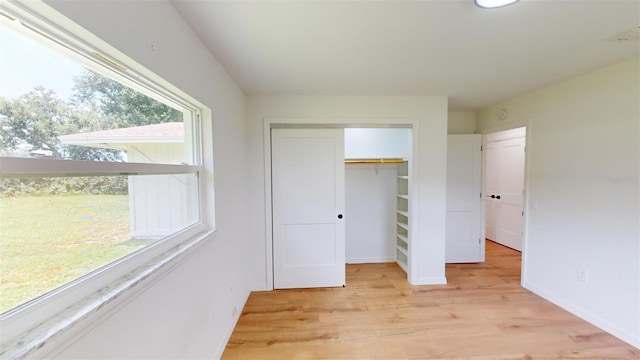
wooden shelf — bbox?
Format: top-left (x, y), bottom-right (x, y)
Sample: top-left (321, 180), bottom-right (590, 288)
top-left (397, 210), bottom-right (409, 218)
top-left (345, 158), bottom-right (405, 164)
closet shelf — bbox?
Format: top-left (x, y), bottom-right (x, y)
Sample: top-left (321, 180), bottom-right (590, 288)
top-left (396, 159), bottom-right (409, 275)
top-left (396, 256), bottom-right (408, 273)
top-left (345, 158), bottom-right (405, 164)
top-left (397, 234), bottom-right (409, 244)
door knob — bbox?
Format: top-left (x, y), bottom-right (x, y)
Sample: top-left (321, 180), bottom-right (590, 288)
top-left (338, 214), bottom-right (343, 219)
top-left (490, 195), bottom-right (496, 199)
top-left (496, 195), bottom-right (501, 200)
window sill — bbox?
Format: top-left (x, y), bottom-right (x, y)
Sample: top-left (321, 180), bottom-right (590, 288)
top-left (0, 229), bottom-right (214, 360)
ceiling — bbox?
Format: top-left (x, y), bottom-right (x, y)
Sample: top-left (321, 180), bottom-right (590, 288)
top-left (171, 0), bottom-right (640, 111)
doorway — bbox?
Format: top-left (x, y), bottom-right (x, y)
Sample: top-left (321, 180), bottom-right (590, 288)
top-left (484, 127), bottom-right (526, 252)
top-left (269, 125), bottom-right (412, 289)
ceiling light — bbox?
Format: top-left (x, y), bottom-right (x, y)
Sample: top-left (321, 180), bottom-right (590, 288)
top-left (475, 0), bottom-right (519, 9)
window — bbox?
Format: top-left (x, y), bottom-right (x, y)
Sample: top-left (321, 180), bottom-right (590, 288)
top-left (0, 1), bottom-right (211, 345)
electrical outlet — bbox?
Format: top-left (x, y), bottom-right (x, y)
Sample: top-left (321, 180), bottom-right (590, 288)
top-left (577, 268), bottom-right (588, 282)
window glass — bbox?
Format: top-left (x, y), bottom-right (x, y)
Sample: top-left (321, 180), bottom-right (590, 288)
top-left (0, 26), bottom-right (193, 165)
top-left (0, 21), bottom-right (200, 314)
top-left (0, 173), bottom-right (199, 313)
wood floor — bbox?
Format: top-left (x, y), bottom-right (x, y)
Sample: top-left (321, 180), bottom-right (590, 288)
top-left (223, 241), bottom-right (639, 359)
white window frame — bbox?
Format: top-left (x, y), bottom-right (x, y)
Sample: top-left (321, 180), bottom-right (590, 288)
top-left (0, 0), bottom-right (215, 354)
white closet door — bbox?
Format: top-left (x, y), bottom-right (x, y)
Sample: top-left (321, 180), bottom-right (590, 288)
top-left (272, 128), bottom-right (345, 289)
top-left (446, 135), bottom-right (482, 263)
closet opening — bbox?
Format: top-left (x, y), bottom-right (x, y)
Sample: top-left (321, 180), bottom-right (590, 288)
top-left (344, 128), bottom-right (411, 275)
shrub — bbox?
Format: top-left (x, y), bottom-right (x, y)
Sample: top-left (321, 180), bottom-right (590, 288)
top-left (0, 176), bottom-right (128, 197)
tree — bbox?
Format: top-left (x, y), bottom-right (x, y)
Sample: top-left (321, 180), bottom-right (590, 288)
top-left (0, 69), bottom-right (182, 161)
top-left (71, 70), bottom-right (183, 128)
top-left (0, 87), bottom-right (69, 159)
top-left (62, 101), bottom-right (124, 162)
top-left (0, 86), bottom-right (123, 161)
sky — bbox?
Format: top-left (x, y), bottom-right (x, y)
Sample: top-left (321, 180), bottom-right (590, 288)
top-left (0, 25), bottom-right (85, 100)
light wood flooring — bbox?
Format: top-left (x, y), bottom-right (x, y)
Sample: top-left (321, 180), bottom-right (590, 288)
top-left (223, 241), bottom-right (639, 359)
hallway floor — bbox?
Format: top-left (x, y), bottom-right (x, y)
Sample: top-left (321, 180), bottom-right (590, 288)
top-left (223, 241), bottom-right (638, 359)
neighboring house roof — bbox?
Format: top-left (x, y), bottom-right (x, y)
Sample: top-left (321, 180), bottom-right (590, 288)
top-left (59, 122), bottom-right (184, 150)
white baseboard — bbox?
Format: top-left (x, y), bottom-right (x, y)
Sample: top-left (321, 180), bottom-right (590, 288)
top-left (250, 282), bottom-right (270, 291)
top-left (346, 256), bottom-right (395, 264)
top-left (213, 290), bottom-right (251, 359)
top-left (524, 281), bottom-right (640, 349)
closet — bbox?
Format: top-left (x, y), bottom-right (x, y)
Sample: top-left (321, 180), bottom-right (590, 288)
top-left (344, 128), bottom-right (411, 274)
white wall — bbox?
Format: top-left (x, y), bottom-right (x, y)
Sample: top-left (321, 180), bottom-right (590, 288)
top-left (477, 56), bottom-right (640, 348)
top-left (247, 95), bottom-right (448, 288)
top-left (346, 164), bottom-right (398, 263)
top-left (448, 111), bottom-right (476, 134)
top-left (345, 128), bottom-right (411, 159)
top-left (344, 129), bottom-right (410, 263)
top-left (39, 1), bottom-right (251, 358)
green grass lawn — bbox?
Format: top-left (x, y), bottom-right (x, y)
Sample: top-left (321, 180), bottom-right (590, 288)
top-left (0, 194), bottom-right (150, 313)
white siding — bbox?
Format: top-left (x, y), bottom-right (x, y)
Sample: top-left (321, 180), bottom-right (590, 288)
top-left (127, 143), bottom-right (197, 238)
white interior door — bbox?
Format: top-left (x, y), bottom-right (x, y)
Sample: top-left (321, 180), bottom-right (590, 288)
top-left (495, 137), bottom-right (525, 251)
top-left (446, 135), bottom-right (482, 263)
top-left (272, 128), bottom-right (345, 289)
top-left (484, 141), bottom-right (498, 241)
top-left (484, 128), bottom-right (526, 251)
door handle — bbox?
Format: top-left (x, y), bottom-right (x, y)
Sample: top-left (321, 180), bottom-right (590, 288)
top-left (338, 214), bottom-right (343, 219)
top-left (489, 195), bottom-right (496, 199)
top-left (496, 195), bottom-right (501, 200)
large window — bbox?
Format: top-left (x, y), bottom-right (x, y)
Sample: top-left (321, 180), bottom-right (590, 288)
top-left (0, 0), bottom-right (206, 336)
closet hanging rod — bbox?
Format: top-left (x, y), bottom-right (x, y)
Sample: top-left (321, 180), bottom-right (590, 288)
top-left (344, 158), bottom-right (406, 164)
